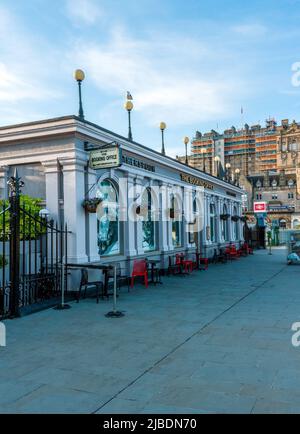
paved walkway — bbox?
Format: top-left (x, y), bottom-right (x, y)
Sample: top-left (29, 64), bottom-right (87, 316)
top-left (1, 247), bottom-right (300, 413)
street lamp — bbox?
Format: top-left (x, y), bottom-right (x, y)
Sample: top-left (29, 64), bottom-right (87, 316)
top-left (160, 122), bottom-right (167, 155)
top-left (73, 69), bottom-right (85, 120)
top-left (214, 155), bottom-right (220, 177)
top-left (39, 208), bottom-right (50, 219)
top-left (183, 136), bottom-right (190, 165)
top-left (235, 168), bottom-right (241, 186)
top-left (225, 162), bottom-right (231, 182)
top-left (124, 100), bottom-right (134, 141)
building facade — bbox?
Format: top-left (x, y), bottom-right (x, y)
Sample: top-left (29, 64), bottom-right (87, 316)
top-left (177, 118), bottom-right (300, 230)
top-left (0, 116), bottom-right (244, 288)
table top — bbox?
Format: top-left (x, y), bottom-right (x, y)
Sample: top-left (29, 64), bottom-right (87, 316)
top-left (147, 259), bottom-right (160, 264)
top-left (67, 262), bottom-right (113, 270)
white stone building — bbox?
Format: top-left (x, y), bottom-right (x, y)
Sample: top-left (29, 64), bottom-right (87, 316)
top-left (0, 115), bottom-right (244, 284)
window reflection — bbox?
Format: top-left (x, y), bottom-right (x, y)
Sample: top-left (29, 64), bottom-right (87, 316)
top-left (142, 188), bottom-right (155, 251)
top-left (97, 180), bottom-right (120, 256)
top-left (171, 194), bottom-right (181, 247)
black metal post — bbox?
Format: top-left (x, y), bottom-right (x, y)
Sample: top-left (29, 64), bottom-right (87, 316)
top-left (185, 143), bottom-right (188, 164)
top-left (8, 170), bottom-right (23, 318)
top-left (78, 80), bottom-right (84, 120)
top-left (161, 130), bottom-right (165, 155)
top-left (128, 110), bottom-right (133, 141)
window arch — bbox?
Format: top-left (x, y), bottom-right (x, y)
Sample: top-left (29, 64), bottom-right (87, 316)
top-left (171, 193), bottom-right (182, 247)
top-left (293, 219), bottom-right (300, 229)
top-left (142, 188), bottom-right (156, 251)
top-left (96, 179), bottom-right (120, 256)
top-left (233, 205), bottom-right (239, 240)
top-left (222, 204), bottom-right (229, 241)
top-left (209, 203), bottom-right (216, 242)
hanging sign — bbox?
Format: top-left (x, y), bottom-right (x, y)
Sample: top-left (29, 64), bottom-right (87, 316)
top-left (253, 201), bottom-right (267, 213)
top-left (180, 173), bottom-right (214, 190)
top-left (89, 146), bottom-right (122, 170)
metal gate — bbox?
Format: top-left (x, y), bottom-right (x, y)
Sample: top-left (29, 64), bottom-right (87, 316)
top-left (0, 171), bottom-right (69, 319)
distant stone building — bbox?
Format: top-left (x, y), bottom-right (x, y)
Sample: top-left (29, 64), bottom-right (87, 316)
top-left (177, 118), bottom-right (300, 230)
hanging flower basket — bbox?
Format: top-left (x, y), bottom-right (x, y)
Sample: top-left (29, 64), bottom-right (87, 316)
top-left (82, 198), bottom-right (102, 213)
top-left (220, 213), bottom-right (230, 221)
top-left (240, 216), bottom-right (248, 223)
top-left (231, 215), bottom-right (240, 222)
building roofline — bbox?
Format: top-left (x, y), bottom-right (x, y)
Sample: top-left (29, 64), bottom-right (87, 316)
top-left (0, 115), bottom-right (243, 193)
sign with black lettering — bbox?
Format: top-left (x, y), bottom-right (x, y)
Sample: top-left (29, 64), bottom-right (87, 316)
top-left (89, 146), bottom-right (121, 169)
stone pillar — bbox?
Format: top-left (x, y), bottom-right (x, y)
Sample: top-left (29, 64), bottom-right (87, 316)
top-left (135, 175), bottom-right (144, 255)
top-left (42, 160), bottom-right (60, 223)
top-left (216, 196), bottom-right (222, 243)
top-left (86, 167), bottom-right (99, 262)
top-left (125, 173), bottom-right (137, 257)
top-left (167, 184), bottom-right (174, 250)
top-left (204, 193), bottom-right (210, 246)
top-left (60, 157), bottom-right (88, 263)
top-left (158, 181), bottom-right (169, 253)
top-left (237, 202), bottom-right (243, 241)
top-left (0, 166), bottom-right (9, 200)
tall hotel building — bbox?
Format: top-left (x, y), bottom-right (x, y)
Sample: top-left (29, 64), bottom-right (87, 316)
top-left (177, 119), bottom-right (300, 231)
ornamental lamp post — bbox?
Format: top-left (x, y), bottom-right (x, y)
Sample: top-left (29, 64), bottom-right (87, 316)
top-left (225, 163), bottom-right (231, 182)
top-left (124, 100), bottom-right (134, 141)
top-left (160, 122), bottom-right (167, 155)
top-left (214, 155), bottom-right (221, 177)
top-left (183, 136), bottom-right (190, 165)
top-left (235, 168), bottom-right (241, 186)
top-left (73, 69), bottom-right (85, 120)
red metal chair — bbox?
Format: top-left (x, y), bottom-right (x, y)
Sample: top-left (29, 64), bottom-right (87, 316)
top-left (199, 257), bottom-right (209, 270)
top-left (243, 242), bottom-right (254, 255)
top-left (130, 259), bottom-right (148, 288)
top-left (176, 254), bottom-right (194, 273)
top-left (225, 245), bottom-right (239, 260)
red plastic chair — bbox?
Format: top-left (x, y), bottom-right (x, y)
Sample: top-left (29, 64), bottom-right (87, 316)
top-left (229, 245), bottom-right (240, 259)
top-left (130, 259), bottom-right (148, 288)
top-left (199, 257), bottom-right (209, 270)
top-left (243, 243), bottom-right (253, 255)
top-left (176, 254), bottom-right (194, 273)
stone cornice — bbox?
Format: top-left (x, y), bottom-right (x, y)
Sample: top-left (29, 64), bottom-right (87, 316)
top-left (0, 115), bottom-right (242, 195)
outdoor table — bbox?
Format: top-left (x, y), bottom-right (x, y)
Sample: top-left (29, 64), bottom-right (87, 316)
top-left (146, 259), bottom-right (163, 285)
top-left (67, 262), bottom-right (113, 297)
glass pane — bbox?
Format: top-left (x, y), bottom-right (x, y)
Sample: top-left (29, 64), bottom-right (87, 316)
top-left (97, 180), bottom-right (120, 256)
top-left (172, 221), bottom-right (181, 247)
top-left (142, 189), bottom-right (155, 251)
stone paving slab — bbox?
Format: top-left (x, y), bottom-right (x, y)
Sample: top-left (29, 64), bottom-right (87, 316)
top-left (1, 247), bottom-right (300, 413)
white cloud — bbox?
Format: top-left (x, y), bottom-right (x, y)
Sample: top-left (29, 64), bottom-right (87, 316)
top-left (231, 23), bottom-right (267, 37)
top-left (70, 27), bottom-right (247, 128)
top-left (0, 6), bottom-right (64, 124)
top-left (65, 0), bottom-right (104, 25)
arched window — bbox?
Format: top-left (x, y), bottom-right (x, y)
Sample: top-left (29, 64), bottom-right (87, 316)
top-left (293, 219), bottom-right (300, 229)
top-left (97, 179), bottom-right (120, 256)
top-left (209, 203), bottom-right (216, 242)
top-left (142, 188), bottom-right (156, 251)
top-left (233, 205), bottom-right (239, 240)
top-left (171, 194), bottom-right (181, 247)
top-left (279, 219), bottom-right (287, 229)
top-left (222, 204), bottom-right (229, 241)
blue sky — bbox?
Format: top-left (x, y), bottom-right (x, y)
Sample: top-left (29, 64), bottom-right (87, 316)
top-left (1, 0), bottom-right (300, 156)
